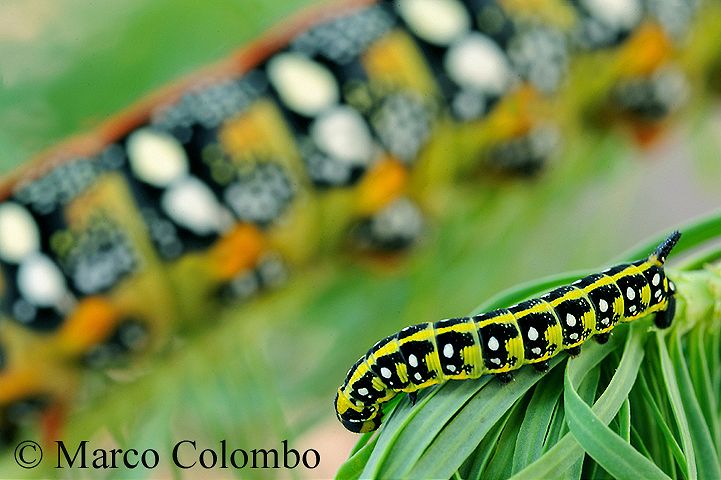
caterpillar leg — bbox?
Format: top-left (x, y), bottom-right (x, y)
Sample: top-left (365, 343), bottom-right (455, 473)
top-left (408, 391), bottom-right (418, 406)
top-left (496, 372), bottom-right (514, 384)
top-left (594, 333), bottom-right (610, 344)
top-left (654, 296), bottom-right (676, 329)
top-left (532, 361), bottom-right (550, 373)
top-left (566, 346), bottom-right (582, 357)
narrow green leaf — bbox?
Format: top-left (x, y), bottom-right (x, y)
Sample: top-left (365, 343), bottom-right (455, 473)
top-left (359, 387), bottom-right (443, 478)
top-left (565, 366), bottom-right (602, 480)
top-left (348, 431), bottom-right (375, 457)
top-left (630, 424), bottom-right (654, 459)
top-left (676, 245), bottom-right (721, 271)
top-left (686, 327), bottom-right (721, 452)
top-left (564, 351), bottom-right (671, 480)
top-left (615, 209), bottom-right (721, 262)
top-left (484, 399), bottom-right (528, 480)
top-left (637, 372), bottom-right (688, 474)
top-left (639, 358), bottom-right (678, 475)
top-left (512, 367), bottom-right (564, 472)
top-left (668, 332), bottom-right (721, 479)
top-left (335, 435), bottom-right (379, 480)
top-left (618, 398), bottom-right (630, 442)
top-left (656, 333), bottom-right (699, 480)
top-left (365, 377), bottom-right (491, 477)
top-left (543, 399), bottom-right (567, 451)
top-left (404, 357), bottom-right (564, 478)
top-left (464, 412), bottom-right (514, 479)
top-left (510, 325), bottom-right (642, 480)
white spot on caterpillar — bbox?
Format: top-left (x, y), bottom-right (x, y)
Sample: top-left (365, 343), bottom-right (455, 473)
top-left (490, 358), bottom-right (501, 365)
top-left (629, 305), bottom-right (637, 313)
top-left (408, 354), bottom-right (419, 367)
top-left (445, 33), bottom-right (511, 95)
top-left (18, 253), bottom-right (68, 307)
top-left (566, 313), bottom-right (577, 327)
top-left (531, 347), bottom-right (542, 355)
top-left (527, 327), bottom-right (539, 341)
top-left (626, 287), bottom-right (636, 300)
top-left (669, 281), bottom-right (676, 293)
top-left (358, 388), bottom-right (369, 397)
top-left (601, 317), bottom-right (609, 325)
top-left (569, 333), bottom-right (579, 340)
top-left (599, 299), bottom-right (609, 313)
top-left (488, 336), bottom-right (500, 351)
top-left (267, 53), bottom-right (339, 116)
top-left (0, 202), bottom-right (40, 263)
top-left (397, 0), bottom-right (470, 46)
top-left (655, 290), bottom-right (662, 299)
top-left (652, 273), bottom-right (661, 286)
top-left (447, 364), bottom-right (457, 372)
top-left (162, 176), bottom-right (225, 235)
top-left (414, 372), bottom-right (423, 381)
top-left (127, 128), bottom-right (188, 187)
top-left (581, 0), bottom-right (641, 32)
top-left (311, 106), bottom-right (373, 166)
top-left (380, 367), bottom-right (392, 379)
top-left (443, 343), bottom-right (454, 358)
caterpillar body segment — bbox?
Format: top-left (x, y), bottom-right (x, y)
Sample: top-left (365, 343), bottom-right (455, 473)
top-left (335, 231), bottom-right (681, 433)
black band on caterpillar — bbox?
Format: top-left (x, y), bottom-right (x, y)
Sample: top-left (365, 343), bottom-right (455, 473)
top-left (335, 231), bottom-right (681, 433)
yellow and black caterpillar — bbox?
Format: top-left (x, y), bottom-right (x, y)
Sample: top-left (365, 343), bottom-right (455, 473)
top-left (335, 231), bottom-right (681, 433)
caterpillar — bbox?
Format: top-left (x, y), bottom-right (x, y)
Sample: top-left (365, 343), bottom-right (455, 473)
top-left (0, 0), bottom-right (714, 444)
top-left (334, 231), bottom-right (681, 433)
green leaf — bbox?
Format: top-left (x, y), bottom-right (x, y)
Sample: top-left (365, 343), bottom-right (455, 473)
top-left (656, 332), bottom-right (698, 480)
top-left (512, 367), bottom-right (565, 472)
top-left (403, 359), bottom-right (563, 478)
top-left (510, 325), bottom-right (642, 479)
top-left (668, 331), bottom-right (721, 479)
top-left (483, 399), bottom-right (528, 479)
top-left (462, 411), bottom-right (514, 479)
top-left (616, 209), bottom-right (721, 263)
top-left (636, 371), bottom-right (688, 473)
top-left (335, 435), bottom-right (379, 480)
top-left (563, 329), bottom-right (670, 479)
top-left (360, 378), bottom-right (489, 477)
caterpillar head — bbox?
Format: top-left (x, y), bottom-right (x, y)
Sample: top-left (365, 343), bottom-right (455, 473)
top-left (334, 389), bottom-right (382, 433)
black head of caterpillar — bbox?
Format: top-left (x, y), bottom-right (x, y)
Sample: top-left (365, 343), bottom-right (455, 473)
top-left (335, 231), bottom-right (681, 433)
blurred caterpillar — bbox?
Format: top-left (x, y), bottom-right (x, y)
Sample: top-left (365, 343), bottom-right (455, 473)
top-left (335, 231), bottom-right (681, 433)
top-left (0, 0), bottom-right (712, 443)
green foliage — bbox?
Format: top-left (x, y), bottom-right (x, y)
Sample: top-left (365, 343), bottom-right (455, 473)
top-left (338, 211), bottom-right (721, 479)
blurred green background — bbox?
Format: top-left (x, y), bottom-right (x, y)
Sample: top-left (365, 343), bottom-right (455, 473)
top-left (2, 0), bottom-right (721, 477)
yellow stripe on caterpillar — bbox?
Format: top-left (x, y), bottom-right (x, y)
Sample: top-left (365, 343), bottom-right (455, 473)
top-left (335, 231), bottom-right (681, 433)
